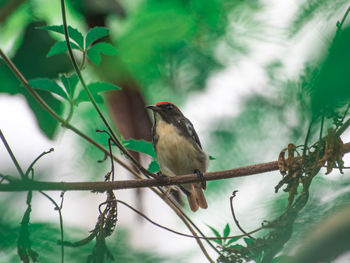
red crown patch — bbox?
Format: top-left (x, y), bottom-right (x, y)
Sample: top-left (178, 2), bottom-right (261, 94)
top-left (155, 101), bottom-right (172, 106)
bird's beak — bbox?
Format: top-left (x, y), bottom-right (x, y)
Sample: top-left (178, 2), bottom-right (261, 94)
top-left (145, 105), bottom-right (160, 111)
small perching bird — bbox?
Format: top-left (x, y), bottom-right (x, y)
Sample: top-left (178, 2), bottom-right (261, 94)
top-left (146, 101), bottom-right (208, 212)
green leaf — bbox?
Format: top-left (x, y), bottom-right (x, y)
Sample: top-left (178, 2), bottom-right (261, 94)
top-left (88, 82), bottom-right (120, 93)
top-left (254, 253), bottom-right (263, 263)
top-left (243, 237), bottom-right (254, 246)
top-left (209, 155), bottom-right (216, 160)
top-left (207, 225), bottom-right (222, 245)
top-left (148, 159), bottom-right (160, 173)
top-left (85, 27), bottom-right (110, 48)
top-left (39, 25), bottom-right (84, 49)
top-left (304, 27), bottom-right (350, 118)
top-left (227, 244), bottom-right (244, 249)
top-left (223, 223), bottom-right (230, 238)
top-left (122, 139), bottom-right (156, 158)
top-left (25, 90), bottom-right (63, 139)
top-left (60, 73), bottom-right (79, 98)
top-left (29, 78), bottom-right (68, 100)
top-left (47, 41), bottom-right (80, 57)
top-left (74, 81), bottom-right (120, 104)
top-left (74, 91), bottom-right (101, 104)
top-left (86, 42), bottom-right (117, 65)
top-left (211, 239), bottom-right (222, 245)
top-left (271, 255), bottom-right (294, 263)
top-left (226, 237), bottom-right (241, 246)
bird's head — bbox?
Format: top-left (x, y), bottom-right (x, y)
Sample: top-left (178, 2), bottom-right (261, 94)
top-left (146, 101), bottom-right (183, 123)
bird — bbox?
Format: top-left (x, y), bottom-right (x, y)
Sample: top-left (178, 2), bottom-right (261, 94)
top-left (146, 101), bottom-right (208, 212)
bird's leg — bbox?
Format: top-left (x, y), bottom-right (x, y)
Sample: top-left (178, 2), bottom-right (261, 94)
top-left (154, 172), bottom-right (174, 197)
top-left (194, 169), bottom-right (206, 190)
top-left (155, 171), bottom-right (191, 196)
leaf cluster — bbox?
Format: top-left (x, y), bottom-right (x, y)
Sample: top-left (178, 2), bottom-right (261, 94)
top-left (40, 25), bottom-right (117, 66)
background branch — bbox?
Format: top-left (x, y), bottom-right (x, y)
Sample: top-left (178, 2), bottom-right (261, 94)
top-left (0, 0), bottom-right (26, 24)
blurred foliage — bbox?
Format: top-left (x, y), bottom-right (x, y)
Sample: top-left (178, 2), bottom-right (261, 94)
top-left (107, 0), bottom-right (260, 104)
top-left (206, 89), bottom-right (306, 193)
top-left (301, 26), bottom-right (350, 119)
top-left (205, 3), bottom-right (350, 262)
top-left (0, 21), bottom-right (71, 138)
top-left (282, 175), bottom-right (350, 252)
top-left (207, 21), bottom-right (350, 191)
top-left (291, 0), bottom-right (349, 36)
top-left (0, 0), bottom-right (260, 137)
top-left (0, 219), bottom-right (165, 263)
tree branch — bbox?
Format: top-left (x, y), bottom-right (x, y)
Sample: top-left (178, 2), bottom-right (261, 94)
top-left (0, 0), bottom-right (26, 24)
top-left (1, 142), bottom-right (349, 192)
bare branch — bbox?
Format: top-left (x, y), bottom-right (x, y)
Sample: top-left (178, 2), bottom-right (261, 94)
top-left (0, 142), bottom-right (348, 192)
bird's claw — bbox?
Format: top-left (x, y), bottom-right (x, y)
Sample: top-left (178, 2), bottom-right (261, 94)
top-left (194, 169), bottom-right (206, 190)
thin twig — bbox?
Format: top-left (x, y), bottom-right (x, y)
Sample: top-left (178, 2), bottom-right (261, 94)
top-left (336, 117), bottom-right (350, 138)
top-left (230, 191), bottom-right (255, 240)
top-left (79, 51), bottom-right (86, 71)
top-left (64, 100), bottom-right (74, 125)
top-left (99, 199), bottom-right (263, 241)
top-left (319, 115), bottom-right (324, 141)
top-left (0, 129), bottom-right (25, 179)
top-left (336, 5), bottom-right (350, 35)
top-left (26, 148), bottom-right (64, 262)
top-left (40, 191), bottom-right (65, 263)
top-left (96, 129), bottom-right (116, 181)
top-left (157, 187), bottom-right (222, 256)
top-left (24, 148), bottom-right (54, 178)
top-left (166, 189), bottom-right (222, 255)
top-left (150, 187), bottom-right (215, 262)
top-left (340, 103), bottom-right (350, 123)
top-left (303, 120), bottom-right (313, 157)
top-left (108, 138), bottom-right (115, 181)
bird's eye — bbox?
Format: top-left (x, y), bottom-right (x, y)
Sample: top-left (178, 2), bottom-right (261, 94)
top-left (167, 104), bottom-right (173, 110)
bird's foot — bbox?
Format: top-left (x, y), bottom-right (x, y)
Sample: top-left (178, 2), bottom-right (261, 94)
top-left (155, 171), bottom-right (167, 180)
top-left (194, 169), bottom-right (206, 190)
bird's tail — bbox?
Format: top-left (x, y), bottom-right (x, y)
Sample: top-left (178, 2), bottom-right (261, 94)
top-left (187, 184), bottom-right (208, 212)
